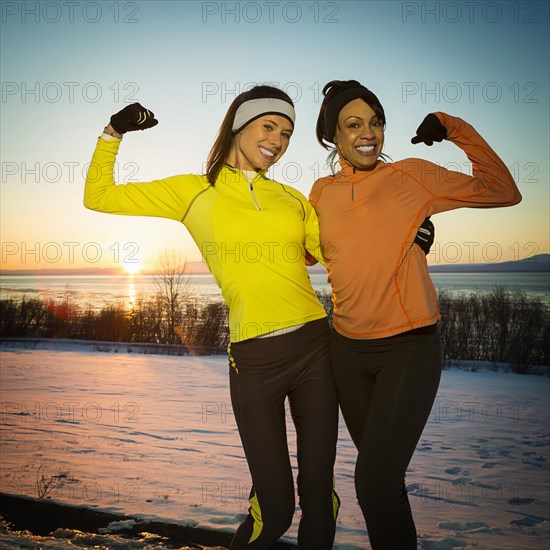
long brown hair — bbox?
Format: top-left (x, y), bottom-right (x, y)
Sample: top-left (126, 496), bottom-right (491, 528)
top-left (205, 85), bottom-right (294, 185)
top-left (316, 80), bottom-right (388, 174)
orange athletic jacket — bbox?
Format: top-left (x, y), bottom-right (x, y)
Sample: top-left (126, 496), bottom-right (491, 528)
top-left (309, 112), bottom-right (522, 340)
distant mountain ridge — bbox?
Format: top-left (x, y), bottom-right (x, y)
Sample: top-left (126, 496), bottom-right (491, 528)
top-left (427, 253), bottom-right (550, 273)
top-left (306, 254), bottom-right (550, 274)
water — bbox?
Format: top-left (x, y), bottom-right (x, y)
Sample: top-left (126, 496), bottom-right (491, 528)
top-left (0, 272), bottom-right (549, 311)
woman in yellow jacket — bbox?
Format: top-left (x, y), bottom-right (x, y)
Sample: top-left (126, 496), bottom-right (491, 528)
top-left (84, 86), bottom-right (339, 549)
top-left (310, 79), bottom-right (522, 549)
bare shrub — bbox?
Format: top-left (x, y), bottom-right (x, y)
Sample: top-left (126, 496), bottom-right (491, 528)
top-left (36, 465), bottom-right (68, 499)
top-left (1, 285), bottom-right (548, 371)
top-left (437, 286), bottom-right (549, 374)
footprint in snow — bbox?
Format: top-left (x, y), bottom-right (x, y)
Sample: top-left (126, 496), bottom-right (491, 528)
top-left (450, 476), bottom-right (471, 486)
top-left (522, 455), bottom-right (549, 469)
top-left (419, 536), bottom-right (468, 549)
top-left (207, 516), bottom-right (238, 525)
top-left (511, 515), bottom-right (546, 528)
top-left (439, 521), bottom-right (487, 532)
top-left (508, 497), bottom-right (536, 505)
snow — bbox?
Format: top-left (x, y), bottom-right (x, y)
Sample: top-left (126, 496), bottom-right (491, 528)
top-left (0, 341), bottom-right (548, 549)
top-left (0, 525), bottom-right (178, 550)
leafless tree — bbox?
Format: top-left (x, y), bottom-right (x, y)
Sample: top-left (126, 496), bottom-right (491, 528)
top-left (153, 250), bottom-right (191, 344)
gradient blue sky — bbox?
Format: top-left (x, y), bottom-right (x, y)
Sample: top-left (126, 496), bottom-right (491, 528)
top-left (1, 0), bottom-right (548, 271)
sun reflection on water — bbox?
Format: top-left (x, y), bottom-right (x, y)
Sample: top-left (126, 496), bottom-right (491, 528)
top-left (127, 274), bottom-right (137, 310)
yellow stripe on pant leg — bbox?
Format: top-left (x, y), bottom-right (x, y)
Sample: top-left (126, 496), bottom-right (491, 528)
top-left (248, 488), bottom-right (264, 543)
top-left (227, 343), bottom-right (238, 374)
top-left (332, 476), bottom-right (340, 520)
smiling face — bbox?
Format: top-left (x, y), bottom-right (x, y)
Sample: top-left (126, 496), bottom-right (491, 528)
top-left (228, 115), bottom-right (293, 172)
top-left (333, 98), bottom-right (384, 170)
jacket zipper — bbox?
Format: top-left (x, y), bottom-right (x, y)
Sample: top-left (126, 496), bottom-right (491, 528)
top-left (249, 182), bottom-right (263, 211)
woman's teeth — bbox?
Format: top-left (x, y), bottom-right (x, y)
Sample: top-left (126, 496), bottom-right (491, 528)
top-left (356, 145), bottom-right (375, 153)
top-left (259, 147), bottom-right (275, 157)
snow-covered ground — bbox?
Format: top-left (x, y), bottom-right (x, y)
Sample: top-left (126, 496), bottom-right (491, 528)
top-left (0, 340), bottom-right (548, 549)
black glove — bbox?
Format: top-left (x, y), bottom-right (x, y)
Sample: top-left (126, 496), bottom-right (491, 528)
top-left (110, 103), bottom-right (158, 134)
top-left (411, 114), bottom-right (447, 146)
top-left (414, 217), bottom-right (435, 254)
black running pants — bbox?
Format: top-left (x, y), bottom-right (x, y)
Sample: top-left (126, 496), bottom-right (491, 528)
top-left (228, 318), bottom-right (339, 550)
top-left (330, 326), bottom-right (442, 550)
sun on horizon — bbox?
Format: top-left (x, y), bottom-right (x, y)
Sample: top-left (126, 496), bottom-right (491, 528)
top-left (124, 262), bottom-right (141, 276)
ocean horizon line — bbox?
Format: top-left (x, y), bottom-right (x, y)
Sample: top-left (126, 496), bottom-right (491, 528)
top-left (1, 253), bottom-right (549, 278)
top-left (1, 259), bottom-right (549, 277)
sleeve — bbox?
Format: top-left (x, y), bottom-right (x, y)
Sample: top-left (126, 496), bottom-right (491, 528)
top-left (306, 178), bottom-right (333, 266)
top-left (308, 177), bottom-right (325, 209)
top-left (303, 198), bottom-right (326, 266)
top-left (83, 137), bottom-right (203, 221)
top-left (281, 183), bottom-right (326, 266)
top-left (399, 113), bottom-right (522, 214)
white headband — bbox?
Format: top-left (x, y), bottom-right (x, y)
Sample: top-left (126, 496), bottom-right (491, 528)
top-left (232, 98), bottom-right (295, 133)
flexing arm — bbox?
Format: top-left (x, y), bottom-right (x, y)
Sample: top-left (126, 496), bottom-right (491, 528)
top-left (84, 104), bottom-right (199, 221)
top-left (405, 112), bottom-right (522, 212)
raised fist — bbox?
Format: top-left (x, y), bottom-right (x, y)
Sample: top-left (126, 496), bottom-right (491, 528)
top-left (411, 114), bottom-right (447, 146)
top-left (110, 103), bottom-right (158, 134)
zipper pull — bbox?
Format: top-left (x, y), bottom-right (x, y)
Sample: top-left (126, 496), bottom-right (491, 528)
top-left (249, 182), bottom-right (263, 211)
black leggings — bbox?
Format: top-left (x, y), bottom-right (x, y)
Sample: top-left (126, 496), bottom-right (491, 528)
top-left (331, 326), bottom-right (442, 550)
top-left (228, 318), bottom-right (339, 550)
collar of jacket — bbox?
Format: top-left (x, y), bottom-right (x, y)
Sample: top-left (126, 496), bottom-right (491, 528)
top-left (218, 164), bottom-right (268, 185)
top-left (336, 157), bottom-right (386, 182)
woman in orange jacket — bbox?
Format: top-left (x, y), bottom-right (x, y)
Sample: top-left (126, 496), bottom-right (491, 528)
top-left (310, 79), bottom-right (522, 549)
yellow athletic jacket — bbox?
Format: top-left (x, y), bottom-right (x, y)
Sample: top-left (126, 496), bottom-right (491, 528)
top-left (84, 137), bottom-right (326, 342)
top-left (310, 112), bottom-right (522, 340)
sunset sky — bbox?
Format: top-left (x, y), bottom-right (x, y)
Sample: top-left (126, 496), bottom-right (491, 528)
top-left (1, 0), bottom-right (548, 273)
